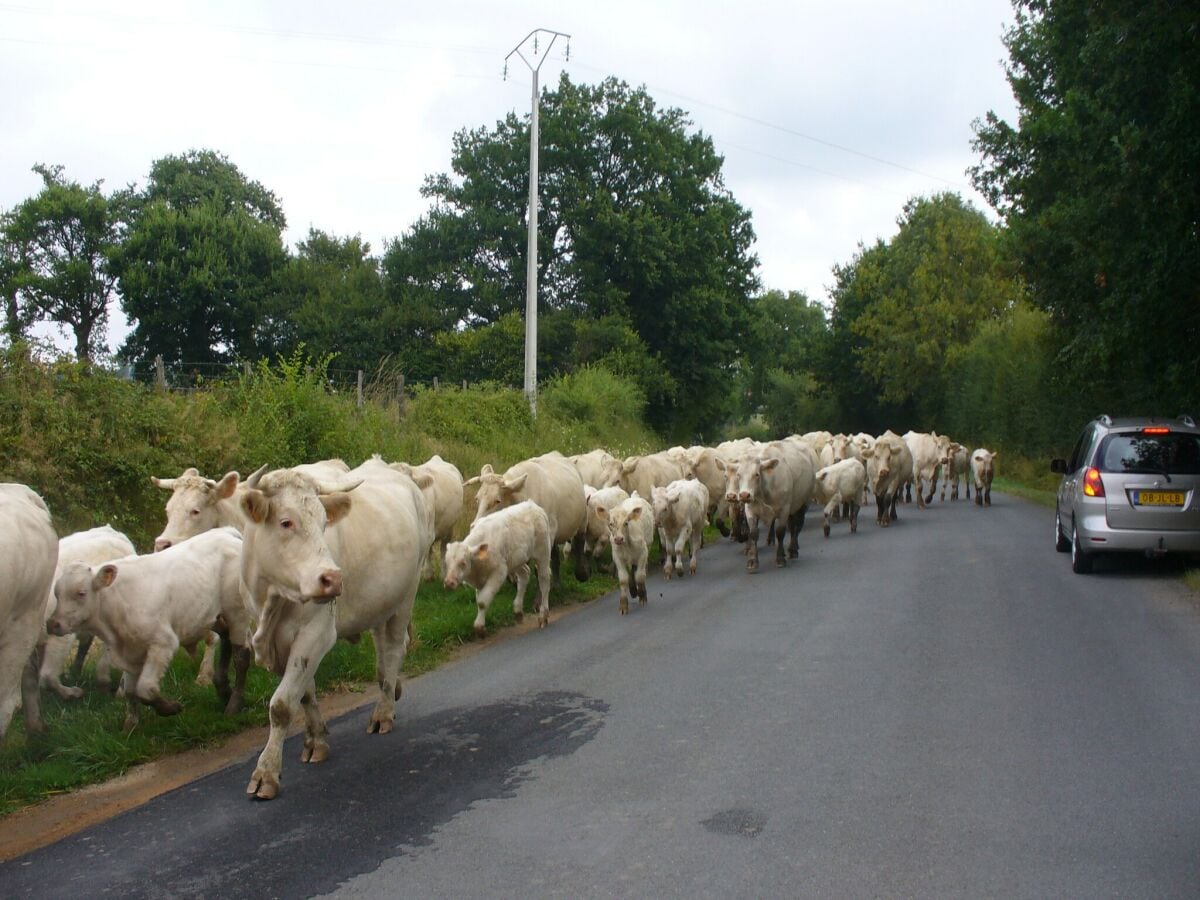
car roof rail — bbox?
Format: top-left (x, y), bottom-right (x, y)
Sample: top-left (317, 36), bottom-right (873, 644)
top-left (1097, 414), bottom-right (1112, 426)
top-left (1179, 414), bottom-right (1196, 427)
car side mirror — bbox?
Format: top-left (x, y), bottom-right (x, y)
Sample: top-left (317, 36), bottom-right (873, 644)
top-left (1050, 458), bottom-right (1068, 475)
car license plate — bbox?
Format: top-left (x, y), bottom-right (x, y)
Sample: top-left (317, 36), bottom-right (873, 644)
top-left (1133, 491), bottom-right (1185, 506)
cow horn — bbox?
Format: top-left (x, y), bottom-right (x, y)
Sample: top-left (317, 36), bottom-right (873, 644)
top-left (316, 478), bottom-right (363, 495)
top-left (244, 464), bottom-right (269, 489)
top-left (151, 476), bottom-right (176, 490)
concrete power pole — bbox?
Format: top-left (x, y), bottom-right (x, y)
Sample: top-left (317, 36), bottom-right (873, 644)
top-left (505, 28), bottom-right (570, 417)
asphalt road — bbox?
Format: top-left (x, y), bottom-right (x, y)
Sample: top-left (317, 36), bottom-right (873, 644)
top-left (4, 491), bottom-right (1200, 898)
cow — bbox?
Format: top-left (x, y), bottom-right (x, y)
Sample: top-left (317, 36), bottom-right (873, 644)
top-left (46, 528), bottom-right (253, 732)
top-left (814, 458), bottom-right (867, 537)
top-left (713, 439), bottom-right (759, 542)
top-left (568, 448), bottom-right (622, 490)
top-left (651, 479), bottom-right (709, 579)
top-left (682, 445), bottom-right (735, 536)
top-left (0, 484), bottom-right (58, 743)
top-left (237, 458), bottom-right (433, 800)
top-left (861, 430), bottom-right (914, 527)
top-left (617, 453), bottom-right (686, 509)
top-left (583, 484), bottom-right (630, 573)
top-left (443, 500), bottom-right (553, 637)
top-left (466, 452), bottom-right (589, 585)
top-left (390, 455), bottom-right (464, 580)
top-left (940, 442), bottom-right (971, 501)
top-left (594, 493), bottom-right (655, 615)
top-left (903, 431), bottom-right (942, 509)
top-left (39, 525), bottom-right (136, 700)
top-left (719, 440), bottom-right (815, 572)
top-left (971, 449), bottom-right (998, 507)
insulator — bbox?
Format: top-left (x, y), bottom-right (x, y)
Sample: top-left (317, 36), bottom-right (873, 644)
top-left (565, 41), bottom-right (570, 61)
top-left (533, 34), bottom-right (539, 54)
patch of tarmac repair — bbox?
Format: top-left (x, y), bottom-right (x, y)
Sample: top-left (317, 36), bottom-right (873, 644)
top-left (703, 808), bottom-right (767, 838)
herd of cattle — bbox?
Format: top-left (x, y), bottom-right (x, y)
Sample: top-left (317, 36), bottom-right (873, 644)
top-left (0, 429), bottom-right (996, 801)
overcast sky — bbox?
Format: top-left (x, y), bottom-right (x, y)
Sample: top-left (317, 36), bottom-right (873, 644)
top-left (1, 0), bottom-right (1019, 354)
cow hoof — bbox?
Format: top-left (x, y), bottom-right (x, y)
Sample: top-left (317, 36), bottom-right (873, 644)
top-left (689, 563), bottom-right (697, 575)
top-left (224, 696), bottom-right (244, 716)
top-left (57, 685), bottom-right (85, 700)
top-left (474, 625), bottom-right (487, 639)
top-left (368, 716), bottom-right (394, 735)
top-left (247, 770), bottom-right (280, 800)
top-left (151, 698), bottom-right (183, 717)
top-left (301, 740), bottom-right (330, 764)
top-left (776, 559), bottom-right (786, 568)
top-left (620, 605), bottom-right (628, 615)
top-left (746, 561), bottom-right (758, 574)
top-left (122, 716), bottom-right (138, 734)
top-left (514, 611), bottom-right (524, 623)
top-left (823, 524), bottom-right (830, 538)
top-left (195, 672), bottom-right (213, 687)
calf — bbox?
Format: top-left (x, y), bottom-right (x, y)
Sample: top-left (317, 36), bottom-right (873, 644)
top-left (47, 528), bottom-right (253, 731)
top-left (971, 449), bottom-right (998, 507)
top-left (651, 479), bottom-right (710, 578)
top-left (40, 525), bottom-right (136, 700)
top-left (940, 442), bottom-right (970, 501)
top-left (594, 493), bottom-right (655, 615)
top-left (814, 458), bottom-right (867, 537)
top-left (0, 484), bottom-right (58, 742)
top-left (583, 484), bottom-right (630, 573)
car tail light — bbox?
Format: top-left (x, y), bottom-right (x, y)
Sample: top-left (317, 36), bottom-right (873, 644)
top-left (1142, 427), bottom-right (1170, 435)
top-left (1083, 467), bottom-right (1106, 497)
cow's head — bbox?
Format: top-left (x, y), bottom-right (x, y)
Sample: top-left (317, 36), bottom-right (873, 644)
top-left (47, 561), bottom-right (116, 636)
top-left (240, 468), bottom-right (357, 603)
top-left (599, 499), bottom-right (646, 548)
top-left (151, 467), bottom-right (245, 552)
top-left (465, 464), bottom-right (526, 522)
top-left (731, 454), bottom-right (780, 505)
top-left (442, 539), bottom-right (482, 591)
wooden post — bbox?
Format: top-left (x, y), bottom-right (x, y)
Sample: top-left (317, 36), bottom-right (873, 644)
top-left (154, 355), bottom-right (166, 391)
top-left (357, 370), bottom-right (364, 408)
top-left (433, 376), bottom-right (439, 391)
top-left (243, 361), bottom-right (252, 377)
top-left (462, 380), bottom-right (467, 390)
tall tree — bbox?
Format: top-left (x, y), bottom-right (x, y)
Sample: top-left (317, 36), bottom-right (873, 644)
top-left (738, 289), bottom-right (830, 420)
top-left (2, 165), bottom-right (123, 360)
top-left (971, 0), bottom-right (1200, 410)
top-left (114, 150), bottom-right (287, 369)
top-left (385, 74), bottom-right (759, 438)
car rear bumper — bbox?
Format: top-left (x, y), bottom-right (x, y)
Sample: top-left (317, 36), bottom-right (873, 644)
top-left (1076, 510), bottom-right (1200, 554)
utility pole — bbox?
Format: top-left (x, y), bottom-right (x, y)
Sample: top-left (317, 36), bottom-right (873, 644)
top-left (505, 28), bottom-right (570, 417)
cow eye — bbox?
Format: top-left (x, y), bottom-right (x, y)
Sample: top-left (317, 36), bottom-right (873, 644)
top-left (190, 508), bottom-right (201, 517)
top-left (76, 590), bottom-right (87, 599)
top-left (280, 518), bottom-right (294, 530)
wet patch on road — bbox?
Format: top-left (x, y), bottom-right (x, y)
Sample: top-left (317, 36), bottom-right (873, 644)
top-left (702, 807), bottom-right (767, 838)
top-left (1, 691), bottom-right (608, 899)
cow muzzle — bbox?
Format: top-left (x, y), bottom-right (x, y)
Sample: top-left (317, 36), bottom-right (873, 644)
top-left (311, 568), bottom-right (343, 602)
top-left (154, 538), bottom-right (172, 552)
top-left (738, 491), bottom-right (751, 503)
top-left (46, 618), bottom-right (68, 637)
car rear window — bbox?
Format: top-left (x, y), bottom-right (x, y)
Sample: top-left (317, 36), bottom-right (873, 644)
top-left (1098, 432), bottom-right (1200, 475)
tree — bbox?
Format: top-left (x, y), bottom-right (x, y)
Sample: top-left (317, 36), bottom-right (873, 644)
top-left (114, 150), bottom-right (287, 370)
top-left (2, 165), bottom-right (123, 361)
top-left (385, 74), bottom-right (759, 438)
top-left (738, 289), bottom-right (830, 420)
top-left (971, 0), bottom-right (1200, 411)
top-left (826, 194), bottom-right (1021, 427)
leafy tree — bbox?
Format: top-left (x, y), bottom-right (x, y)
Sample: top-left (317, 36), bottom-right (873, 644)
top-left (738, 289), bottom-right (830, 419)
top-left (385, 74), bottom-right (759, 438)
top-left (114, 151), bottom-right (287, 370)
top-left (2, 165), bottom-right (123, 361)
top-left (827, 193), bottom-right (1021, 427)
top-left (971, 0), bottom-right (1200, 411)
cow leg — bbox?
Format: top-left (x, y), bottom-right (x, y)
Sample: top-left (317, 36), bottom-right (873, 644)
top-left (535, 544), bottom-right (553, 627)
top-left (41, 634), bottom-right (84, 700)
top-left (787, 512), bottom-right (801, 559)
top-left (95, 644), bottom-right (121, 694)
top-left (745, 512), bottom-right (761, 572)
top-left (369, 612), bottom-right (412, 734)
top-left (675, 527), bottom-right (689, 577)
top-left (299, 680), bottom-right (329, 763)
top-left (473, 569), bottom-right (507, 637)
top-left (965, 480), bottom-right (971, 500)
top-left (68, 633), bottom-right (94, 683)
top-left (226, 644), bottom-right (250, 716)
top-left (549, 540), bottom-right (563, 589)
top-left (121, 673), bottom-right (140, 733)
top-left (614, 550), bottom-right (632, 615)
top-left (687, 524), bottom-right (700, 576)
top-left (511, 563), bottom-right (531, 624)
top-left (193, 633), bottom-right (216, 686)
top-left (135, 643), bottom-right (183, 717)
top-left (572, 531), bottom-right (590, 582)
top-left (889, 492), bottom-right (900, 522)
top-left (985, 482), bottom-right (992, 507)
top-left (635, 545), bottom-right (649, 606)
top-left (850, 501), bottom-right (860, 533)
top-left (213, 628), bottom-right (233, 709)
top-left (975, 485), bottom-right (983, 506)
top-left (249, 617), bottom-right (336, 800)
top-left (21, 641), bottom-right (45, 735)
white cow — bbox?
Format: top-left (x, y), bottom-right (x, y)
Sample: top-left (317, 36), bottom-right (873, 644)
top-left (814, 458), bottom-right (867, 537)
top-left (583, 484), bottom-right (630, 572)
top-left (238, 459), bottom-right (432, 800)
top-left (46, 528), bottom-right (253, 731)
top-left (940, 442), bottom-right (971, 501)
top-left (861, 430), bottom-right (914, 527)
top-left (466, 452), bottom-right (589, 585)
top-left (903, 431), bottom-right (943, 509)
top-left (0, 484), bottom-right (58, 742)
top-left (719, 440), bottom-right (816, 572)
top-left (443, 500), bottom-right (553, 637)
top-left (616, 453), bottom-right (686, 511)
top-left (390, 454), bottom-right (464, 580)
top-left (594, 493), bottom-right (655, 615)
top-left (569, 449), bottom-right (622, 489)
top-left (682, 445), bottom-right (735, 536)
top-left (971, 449), bottom-right (998, 507)
top-left (39, 525), bottom-right (136, 700)
top-left (651, 479), bottom-right (709, 578)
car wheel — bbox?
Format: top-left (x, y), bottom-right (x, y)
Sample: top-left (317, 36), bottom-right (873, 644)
top-left (1070, 522), bottom-right (1093, 574)
top-left (1055, 507), bottom-right (1070, 553)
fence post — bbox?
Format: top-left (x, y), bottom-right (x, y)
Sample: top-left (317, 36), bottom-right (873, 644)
top-left (433, 376), bottom-right (439, 391)
top-left (154, 355), bottom-right (166, 391)
top-left (243, 361), bottom-right (251, 377)
top-left (357, 370), bottom-right (363, 408)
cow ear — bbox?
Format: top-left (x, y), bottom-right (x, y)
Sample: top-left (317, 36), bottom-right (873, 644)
top-left (242, 490), bottom-right (270, 524)
top-left (95, 564), bottom-right (118, 590)
top-left (410, 471), bottom-right (435, 490)
top-left (762, 458), bottom-right (781, 471)
top-left (990, 451), bottom-right (999, 459)
top-left (594, 505), bottom-right (607, 519)
top-left (861, 447), bottom-right (875, 459)
top-left (215, 471), bottom-right (239, 500)
top-left (321, 492), bottom-right (353, 524)
top-left (714, 458), bottom-right (726, 472)
top-left (474, 543), bottom-right (489, 561)
top-left (629, 506), bottom-right (643, 520)
top-left (504, 473), bottom-right (528, 493)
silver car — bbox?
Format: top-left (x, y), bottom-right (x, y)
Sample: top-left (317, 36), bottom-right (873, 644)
top-left (1051, 415), bottom-right (1200, 573)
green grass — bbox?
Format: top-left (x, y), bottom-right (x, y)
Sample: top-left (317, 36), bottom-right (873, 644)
top-left (0, 565), bottom-right (618, 817)
top-left (994, 476), bottom-right (1056, 508)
